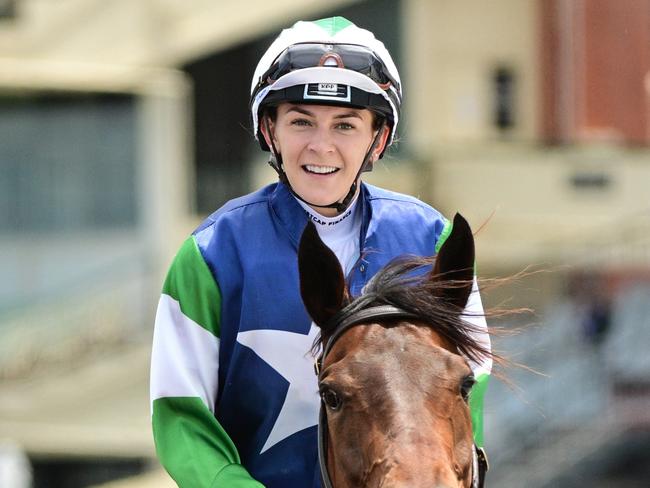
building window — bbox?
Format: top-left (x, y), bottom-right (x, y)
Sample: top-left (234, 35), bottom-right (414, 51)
top-left (0, 94), bottom-right (137, 233)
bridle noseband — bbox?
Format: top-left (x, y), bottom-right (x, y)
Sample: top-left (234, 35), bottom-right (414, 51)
top-left (314, 304), bottom-right (489, 488)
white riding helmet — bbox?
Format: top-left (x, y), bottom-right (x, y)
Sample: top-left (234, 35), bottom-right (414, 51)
top-left (250, 16), bottom-right (402, 158)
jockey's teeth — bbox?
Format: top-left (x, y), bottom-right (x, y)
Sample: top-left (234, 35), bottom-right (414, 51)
top-left (304, 165), bottom-right (338, 174)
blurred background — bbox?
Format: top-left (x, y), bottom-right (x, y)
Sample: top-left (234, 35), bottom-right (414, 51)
top-left (0, 0), bottom-right (649, 486)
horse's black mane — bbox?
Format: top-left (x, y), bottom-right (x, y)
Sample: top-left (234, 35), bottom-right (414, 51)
top-left (317, 255), bottom-right (493, 367)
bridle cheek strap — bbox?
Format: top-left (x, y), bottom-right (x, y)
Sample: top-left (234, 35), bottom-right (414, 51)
top-left (472, 445), bottom-right (489, 488)
top-left (317, 407), bottom-right (333, 488)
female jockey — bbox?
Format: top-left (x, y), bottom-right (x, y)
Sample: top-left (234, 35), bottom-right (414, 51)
top-left (150, 16), bottom-right (491, 488)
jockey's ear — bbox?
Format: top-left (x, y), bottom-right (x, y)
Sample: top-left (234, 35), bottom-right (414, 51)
top-left (259, 115), bottom-right (278, 153)
top-left (431, 213), bottom-right (475, 310)
top-left (298, 222), bottom-right (348, 332)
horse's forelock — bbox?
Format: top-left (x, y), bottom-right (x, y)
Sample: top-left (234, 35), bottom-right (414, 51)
top-left (312, 255), bottom-right (493, 367)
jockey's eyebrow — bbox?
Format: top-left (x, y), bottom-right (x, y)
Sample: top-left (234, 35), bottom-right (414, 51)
top-left (333, 111), bottom-right (363, 120)
top-left (286, 106), bottom-right (314, 117)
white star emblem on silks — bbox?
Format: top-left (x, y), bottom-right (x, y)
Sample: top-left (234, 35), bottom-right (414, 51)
top-left (236, 323), bottom-right (321, 454)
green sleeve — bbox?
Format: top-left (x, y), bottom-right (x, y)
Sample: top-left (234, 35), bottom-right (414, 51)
top-left (469, 373), bottom-right (490, 448)
top-left (152, 236), bottom-right (265, 487)
top-left (153, 398), bottom-right (264, 487)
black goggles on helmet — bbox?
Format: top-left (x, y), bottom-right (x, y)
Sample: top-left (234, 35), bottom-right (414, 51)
top-left (260, 42), bottom-right (399, 91)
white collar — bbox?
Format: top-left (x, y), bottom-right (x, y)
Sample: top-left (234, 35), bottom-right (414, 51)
top-left (295, 194), bottom-right (360, 242)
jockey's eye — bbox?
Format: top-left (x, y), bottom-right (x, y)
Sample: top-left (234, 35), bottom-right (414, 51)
top-left (320, 387), bottom-right (342, 411)
top-left (460, 374), bottom-right (476, 402)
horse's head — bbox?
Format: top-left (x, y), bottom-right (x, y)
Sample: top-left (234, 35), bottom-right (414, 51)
top-left (299, 214), bottom-right (485, 488)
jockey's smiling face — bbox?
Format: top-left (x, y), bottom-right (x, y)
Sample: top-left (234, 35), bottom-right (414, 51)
top-left (262, 103), bottom-right (388, 217)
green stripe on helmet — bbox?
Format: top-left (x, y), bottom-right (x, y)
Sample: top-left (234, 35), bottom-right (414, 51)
top-left (162, 235), bottom-right (222, 338)
top-left (313, 16), bottom-right (354, 36)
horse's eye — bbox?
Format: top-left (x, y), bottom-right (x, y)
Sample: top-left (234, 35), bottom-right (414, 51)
top-left (321, 388), bottom-right (342, 411)
top-left (460, 374), bottom-right (476, 402)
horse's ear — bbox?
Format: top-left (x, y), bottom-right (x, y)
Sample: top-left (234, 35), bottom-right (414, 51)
top-left (431, 213), bottom-right (475, 309)
top-left (298, 222), bottom-right (347, 329)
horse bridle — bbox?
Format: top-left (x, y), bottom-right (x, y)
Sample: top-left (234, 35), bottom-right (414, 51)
top-left (313, 304), bottom-right (489, 488)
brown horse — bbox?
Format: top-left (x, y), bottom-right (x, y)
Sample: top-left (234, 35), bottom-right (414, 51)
top-left (298, 213), bottom-right (492, 488)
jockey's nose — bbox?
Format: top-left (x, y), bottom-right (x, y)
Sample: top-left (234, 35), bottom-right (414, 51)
top-left (306, 127), bottom-right (336, 155)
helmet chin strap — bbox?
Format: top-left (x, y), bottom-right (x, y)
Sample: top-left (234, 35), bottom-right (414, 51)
top-left (264, 117), bottom-right (386, 215)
